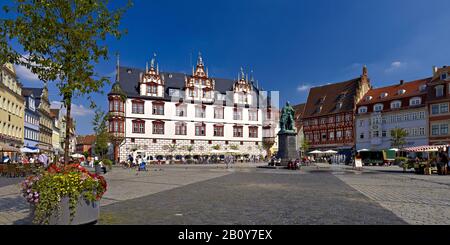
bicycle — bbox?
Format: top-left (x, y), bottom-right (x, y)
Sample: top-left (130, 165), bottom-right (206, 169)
top-left (120, 161), bottom-right (131, 169)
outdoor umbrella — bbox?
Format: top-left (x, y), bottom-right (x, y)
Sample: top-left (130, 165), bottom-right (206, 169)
top-left (357, 149), bottom-right (369, 152)
top-left (309, 150), bottom-right (323, 154)
top-left (71, 153), bottom-right (84, 158)
top-left (389, 148), bottom-right (399, 152)
top-left (324, 150), bottom-right (338, 154)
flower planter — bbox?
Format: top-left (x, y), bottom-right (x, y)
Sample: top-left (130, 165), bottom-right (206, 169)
top-left (95, 165), bottom-right (102, 175)
top-left (31, 196), bottom-right (99, 225)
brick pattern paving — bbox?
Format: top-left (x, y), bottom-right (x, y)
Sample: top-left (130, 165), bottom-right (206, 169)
top-left (99, 170), bottom-right (406, 225)
top-left (335, 172), bottom-right (450, 225)
top-left (0, 182), bottom-right (30, 225)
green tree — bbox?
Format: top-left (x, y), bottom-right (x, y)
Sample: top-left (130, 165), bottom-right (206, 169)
top-left (301, 139), bottom-right (310, 155)
top-left (0, 0), bottom-right (132, 164)
top-left (390, 128), bottom-right (408, 156)
top-left (262, 140), bottom-right (275, 158)
top-left (92, 109), bottom-right (109, 160)
top-left (82, 151), bottom-right (89, 159)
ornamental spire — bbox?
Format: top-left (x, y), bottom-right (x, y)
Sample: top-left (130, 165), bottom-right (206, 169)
top-left (240, 67), bottom-right (245, 80)
top-left (197, 52), bottom-right (203, 66)
top-left (150, 52), bottom-right (156, 69)
top-left (116, 52), bottom-right (120, 82)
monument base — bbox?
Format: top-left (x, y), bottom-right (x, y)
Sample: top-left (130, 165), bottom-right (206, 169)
top-left (277, 132), bottom-right (298, 166)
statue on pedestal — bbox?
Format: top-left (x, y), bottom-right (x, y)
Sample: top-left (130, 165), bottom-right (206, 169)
top-left (276, 101), bottom-right (299, 166)
top-left (279, 102), bottom-right (296, 134)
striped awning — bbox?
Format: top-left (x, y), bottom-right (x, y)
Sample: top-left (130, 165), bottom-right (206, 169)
top-left (403, 145), bottom-right (449, 152)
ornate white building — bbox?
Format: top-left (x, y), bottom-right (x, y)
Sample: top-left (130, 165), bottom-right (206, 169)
top-left (108, 54), bottom-right (272, 162)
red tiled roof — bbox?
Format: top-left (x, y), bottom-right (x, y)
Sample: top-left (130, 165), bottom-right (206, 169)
top-left (357, 78), bottom-right (431, 106)
top-left (76, 135), bottom-right (96, 145)
top-left (302, 77), bottom-right (362, 119)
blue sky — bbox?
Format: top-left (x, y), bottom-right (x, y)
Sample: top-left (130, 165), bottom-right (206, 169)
top-left (13, 0), bottom-right (450, 135)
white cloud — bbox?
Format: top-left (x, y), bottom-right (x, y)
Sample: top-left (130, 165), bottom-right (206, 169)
top-left (15, 65), bottom-right (40, 82)
top-left (50, 101), bottom-right (95, 117)
top-left (385, 61), bottom-right (406, 73)
top-left (297, 84), bottom-right (311, 92)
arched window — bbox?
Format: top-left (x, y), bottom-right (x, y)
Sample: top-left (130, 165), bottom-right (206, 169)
top-left (358, 106), bottom-right (367, 114)
top-left (373, 104), bottom-right (383, 112)
top-left (390, 100), bottom-right (402, 109)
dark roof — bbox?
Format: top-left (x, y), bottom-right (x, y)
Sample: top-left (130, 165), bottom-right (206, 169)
top-left (22, 87), bottom-right (44, 107)
top-left (21, 89), bottom-right (33, 97)
top-left (302, 78), bottom-right (361, 119)
top-left (358, 78), bottom-right (430, 106)
top-left (117, 66), bottom-right (260, 100)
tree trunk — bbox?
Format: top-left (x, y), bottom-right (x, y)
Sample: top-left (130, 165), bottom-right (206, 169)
top-left (64, 94), bottom-right (72, 165)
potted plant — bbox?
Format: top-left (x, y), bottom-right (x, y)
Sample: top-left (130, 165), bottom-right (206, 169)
top-left (93, 160), bottom-right (102, 175)
top-left (21, 163), bottom-right (107, 225)
top-left (102, 159), bottom-right (113, 170)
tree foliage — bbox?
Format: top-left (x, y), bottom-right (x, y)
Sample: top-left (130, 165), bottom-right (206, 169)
top-left (390, 128), bottom-right (408, 149)
top-left (301, 139), bottom-right (310, 154)
top-left (92, 109), bottom-right (109, 159)
top-left (0, 0), bottom-right (132, 163)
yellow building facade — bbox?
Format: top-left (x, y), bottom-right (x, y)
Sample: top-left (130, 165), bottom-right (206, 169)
top-left (0, 63), bottom-right (25, 155)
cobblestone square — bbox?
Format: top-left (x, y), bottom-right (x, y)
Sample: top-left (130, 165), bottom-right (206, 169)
top-left (0, 164), bottom-right (449, 225)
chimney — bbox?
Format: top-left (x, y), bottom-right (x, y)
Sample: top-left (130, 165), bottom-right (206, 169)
top-left (400, 80), bottom-right (404, 85)
top-left (433, 66), bottom-right (438, 75)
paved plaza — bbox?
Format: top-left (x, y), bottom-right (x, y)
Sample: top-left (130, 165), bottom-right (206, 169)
top-left (0, 163), bottom-right (449, 225)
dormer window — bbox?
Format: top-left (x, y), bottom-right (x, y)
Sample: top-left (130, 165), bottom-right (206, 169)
top-left (147, 85), bottom-right (157, 95)
top-left (358, 106), bottom-right (367, 114)
top-left (169, 88), bottom-right (180, 97)
top-left (410, 97), bottom-right (422, 106)
top-left (365, 96), bottom-right (372, 101)
top-left (380, 93), bottom-right (388, 98)
top-left (374, 104), bottom-right (384, 112)
top-left (398, 89), bottom-right (406, 95)
top-left (391, 100), bottom-right (402, 109)
top-left (318, 97), bottom-right (325, 104)
top-left (420, 84), bottom-right (427, 92)
top-left (441, 73), bottom-right (448, 80)
top-left (337, 102), bottom-right (343, 109)
top-left (216, 93), bottom-right (226, 101)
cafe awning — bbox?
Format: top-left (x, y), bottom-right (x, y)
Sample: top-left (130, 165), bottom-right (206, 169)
top-left (0, 143), bottom-right (20, 152)
top-left (403, 145), bottom-right (449, 152)
top-left (20, 146), bottom-right (40, 153)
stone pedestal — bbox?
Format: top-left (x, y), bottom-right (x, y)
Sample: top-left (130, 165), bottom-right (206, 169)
top-left (277, 132), bottom-right (298, 166)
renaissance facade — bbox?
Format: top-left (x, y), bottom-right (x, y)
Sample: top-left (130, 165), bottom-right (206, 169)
top-left (108, 54), bottom-right (271, 162)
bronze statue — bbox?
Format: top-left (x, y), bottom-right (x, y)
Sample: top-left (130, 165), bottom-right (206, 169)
top-left (279, 102), bottom-right (296, 133)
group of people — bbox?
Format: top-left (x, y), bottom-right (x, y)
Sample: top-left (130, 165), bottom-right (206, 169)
top-left (431, 151), bottom-right (450, 175)
top-left (3, 153), bottom-right (51, 167)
